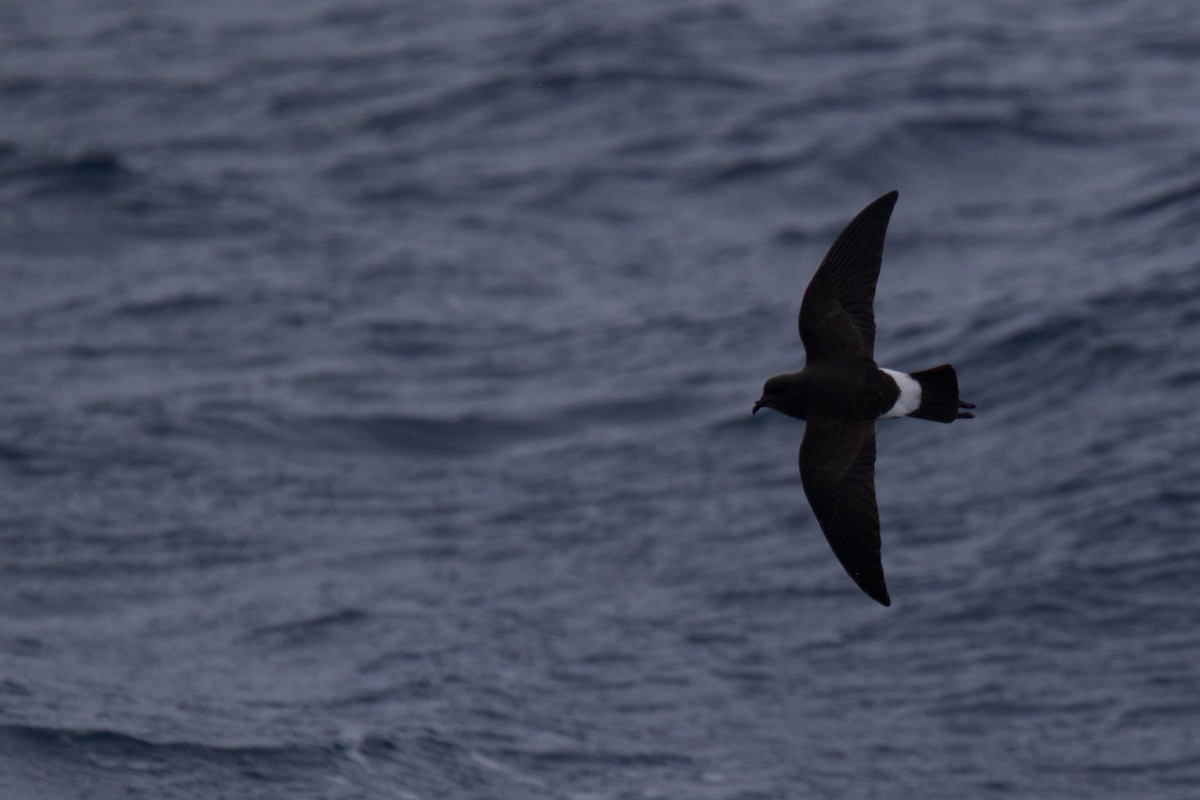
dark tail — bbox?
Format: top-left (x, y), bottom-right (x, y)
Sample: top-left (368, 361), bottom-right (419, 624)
top-left (909, 364), bottom-right (974, 423)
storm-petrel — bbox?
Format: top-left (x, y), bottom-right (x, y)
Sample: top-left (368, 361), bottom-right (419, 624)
top-left (753, 191), bottom-right (974, 606)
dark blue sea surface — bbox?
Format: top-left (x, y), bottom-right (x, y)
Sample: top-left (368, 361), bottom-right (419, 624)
top-left (2, 1), bottom-right (1200, 797)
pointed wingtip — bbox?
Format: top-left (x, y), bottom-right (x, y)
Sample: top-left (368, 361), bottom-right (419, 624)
top-left (875, 189), bottom-right (899, 209)
top-left (857, 568), bottom-right (891, 605)
top-left (853, 574), bottom-right (891, 606)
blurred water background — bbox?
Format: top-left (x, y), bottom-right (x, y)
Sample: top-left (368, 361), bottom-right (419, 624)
top-left (1, 1), bottom-right (1200, 797)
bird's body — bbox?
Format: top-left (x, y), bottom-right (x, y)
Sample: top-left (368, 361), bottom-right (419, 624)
top-left (754, 191), bottom-right (973, 606)
top-left (758, 362), bottom-right (898, 422)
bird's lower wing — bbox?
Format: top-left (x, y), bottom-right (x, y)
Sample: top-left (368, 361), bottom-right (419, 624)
top-left (799, 420), bottom-right (889, 606)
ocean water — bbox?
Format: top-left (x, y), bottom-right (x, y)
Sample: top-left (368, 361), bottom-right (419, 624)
top-left (1, 1), bottom-right (1199, 797)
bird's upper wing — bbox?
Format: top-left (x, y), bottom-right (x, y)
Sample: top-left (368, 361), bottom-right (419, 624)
top-left (799, 419), bottom-right (889, 605)
top-left (798, 191), bottom-right (898, 363)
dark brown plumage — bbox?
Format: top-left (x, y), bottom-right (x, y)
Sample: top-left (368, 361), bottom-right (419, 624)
top-left (754, 191), bottom-right (974, 606)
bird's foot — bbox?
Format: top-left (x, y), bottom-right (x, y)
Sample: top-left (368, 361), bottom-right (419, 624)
top-left (959, 400), bottom-right (976, 409)
top-left (957, 411), bottom-right (975, 419)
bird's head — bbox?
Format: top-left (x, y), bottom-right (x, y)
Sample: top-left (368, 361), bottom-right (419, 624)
top-left (753, 373), bottom-right (803, 416)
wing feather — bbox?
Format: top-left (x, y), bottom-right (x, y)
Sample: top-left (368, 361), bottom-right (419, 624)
top-left (799, 420), bottom-right (889, 605)
top-left (798, 191), bottom-right (898, 363)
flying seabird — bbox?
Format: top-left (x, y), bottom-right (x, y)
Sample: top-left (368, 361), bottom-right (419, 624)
top-left (753, 191), bottom-right (974, 606)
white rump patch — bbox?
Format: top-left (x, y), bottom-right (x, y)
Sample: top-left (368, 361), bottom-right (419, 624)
top-left (880, 368), bottom-right (922, 419)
